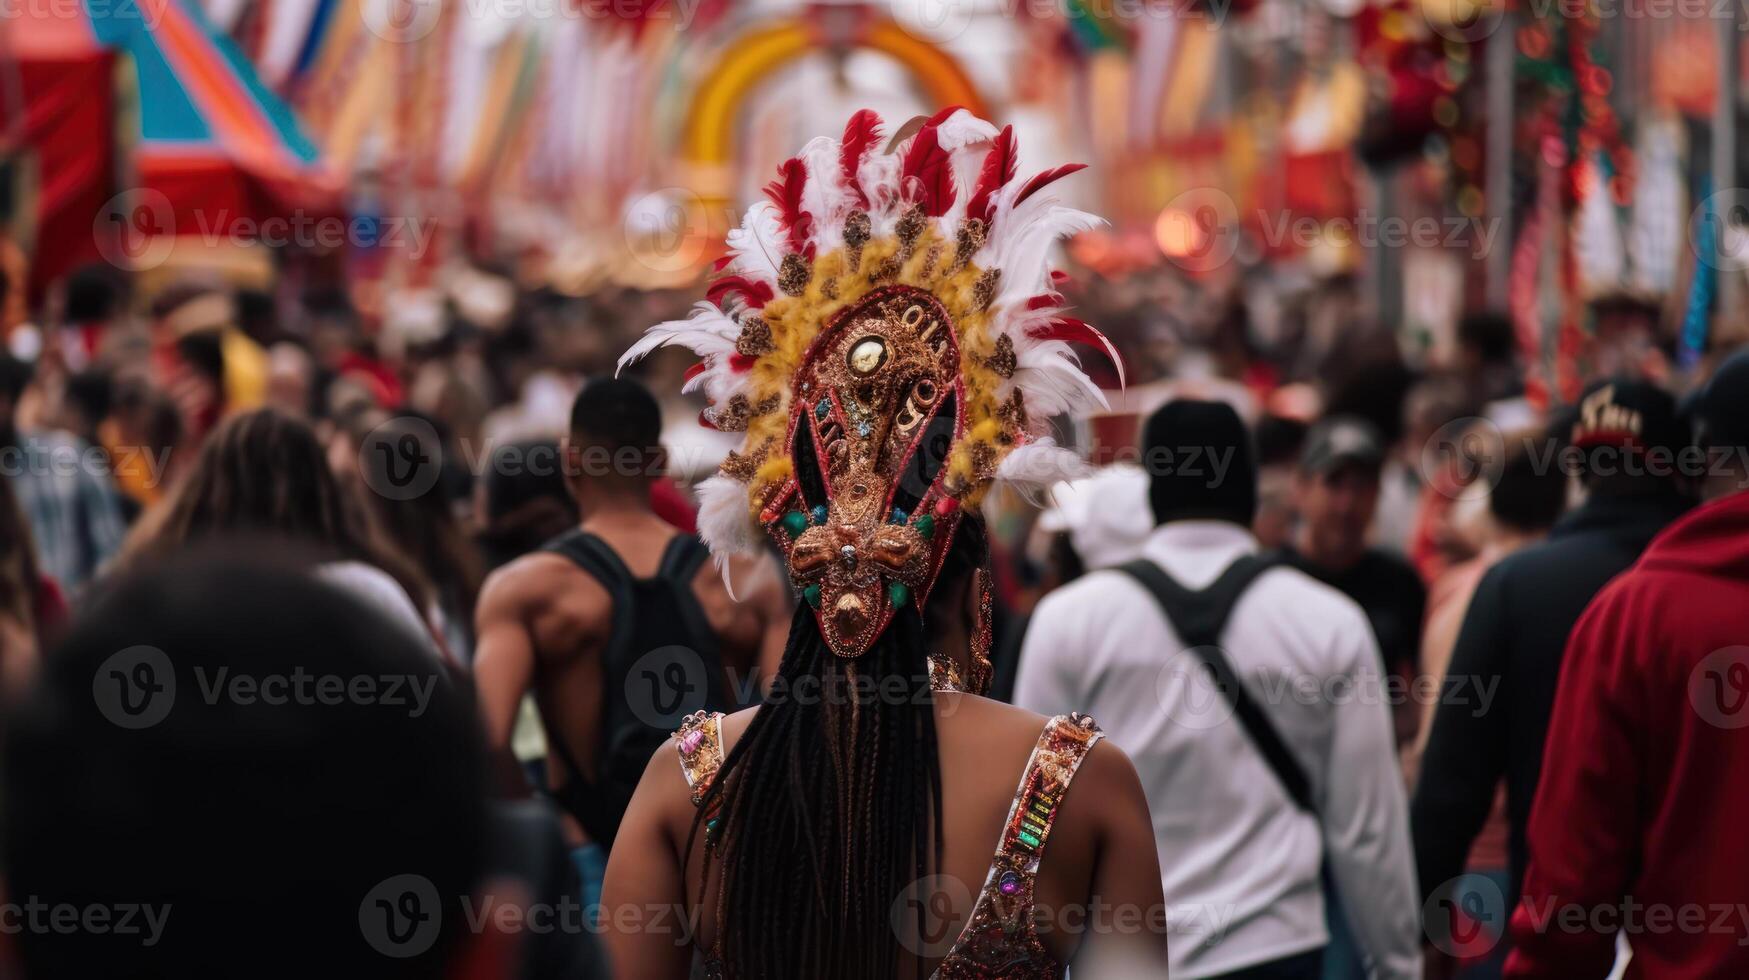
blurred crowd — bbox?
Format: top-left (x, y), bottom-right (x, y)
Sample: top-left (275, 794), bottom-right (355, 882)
top-left (2, 248), bottom-right (1747, 980)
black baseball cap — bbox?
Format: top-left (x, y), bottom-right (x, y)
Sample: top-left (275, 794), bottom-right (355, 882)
top-left (1569, 377), bottom-right (1685, 454)
top-left (1299, 416), bottom-right (1386, 475)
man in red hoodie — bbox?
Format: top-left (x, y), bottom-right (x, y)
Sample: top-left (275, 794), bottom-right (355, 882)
top-left (1506, 348), bottom-right (1749, 978)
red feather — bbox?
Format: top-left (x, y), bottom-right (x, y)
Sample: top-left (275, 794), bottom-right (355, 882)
top-left (1030, 316), bottom-right (1126, 387)
top-left (1013, 163), bottom-right (1088, 206)
top-left (839, 109), bottom-right (883, 210)
top-left (710, 254), bottom-right (734, 272)
top-left (1025, 292), bottom-right (1061, 311)
top-left (729, 353), bottom-right (757, 373)
top-left (967, 125), bottom-right (1017, 226)
top-left (900, 123), bottom-right (956, 218)
top-left (683, 362), bottom-right (707, 384)
top-left (763, 157), bottom-right (814, 257)
top-left (706, 275), bottom-right (773, 309)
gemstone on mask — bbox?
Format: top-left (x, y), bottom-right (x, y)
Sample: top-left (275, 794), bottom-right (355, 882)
top-left (803, 583), bottom-right (822, 608)
top-left (848, 337), bottom-right (887, 375)
top-left (811, 504), bottom-right (828, 524)
top-left (815, 398), bottom-right (831, 420)
top-left (888, 581), bottom-right (911, 606)
top-left (915, 514), bottom-right (935, 539)
top-left (781, 510), bottom-right (809, 538)
top-left (890, 507), bottom-right (908, 524)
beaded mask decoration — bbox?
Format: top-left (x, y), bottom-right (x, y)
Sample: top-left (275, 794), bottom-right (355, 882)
top-left (621, 108), bottom-right (1120, 664)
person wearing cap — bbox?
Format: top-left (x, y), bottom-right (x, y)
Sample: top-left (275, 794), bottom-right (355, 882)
top-left (1280, 415), bottom-right (1428, 752)
top-left (1016, 399), bottom-right (1421, 980)
top-left (1413, 377), bottom-right (1694, 969)
top-left (1502, 351), bottom-right (1749, 979)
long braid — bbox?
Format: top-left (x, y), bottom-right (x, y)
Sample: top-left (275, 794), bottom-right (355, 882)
top-left (690, 605), bottom-right (941, 978)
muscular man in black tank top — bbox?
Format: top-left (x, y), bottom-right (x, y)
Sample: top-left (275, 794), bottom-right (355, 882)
top-left (473, 379), bottom-right (790, 878)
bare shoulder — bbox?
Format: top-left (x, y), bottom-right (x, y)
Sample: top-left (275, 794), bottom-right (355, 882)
top-left (935, 692), bottom-right (1058, 742)
top-left (479, 551), bottom-right (602, 614)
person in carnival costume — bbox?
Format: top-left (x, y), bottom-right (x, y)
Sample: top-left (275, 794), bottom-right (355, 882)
top-left (600, 109), bottom-right (1169, 979)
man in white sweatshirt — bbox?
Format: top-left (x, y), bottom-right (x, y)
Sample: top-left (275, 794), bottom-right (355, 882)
top-left (1015, 399), bottom-right (1421, 980)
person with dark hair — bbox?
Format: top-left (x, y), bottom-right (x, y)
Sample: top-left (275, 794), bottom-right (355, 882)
top-left (1414, 378), bottom-right (1694, 968)
top-left (119, 408), bottom-right (441, 659)
top-left (330, 406), bottom-right (485, 659)
top-left (1455, 311), bottom-right (1523, 405)
top-left (1498, 348), bottom-right (1749, 977)
top-left (1406, 428), bottom-right (1568, 979)
top-left (474, 437), bottom-right (576, 571)
top-left (599, 113), bottom-right (1168, 979)
top-left (0, 471), bottom-right (63, 699)
top-left (0, 552), bottom-right (515, 979)
top-left (0, 352), bottom-right (127, 589)
top-left (58, 263), bottom-right (128, 369)
top-left (1280, 415), bottom-right (1427, 751)
top-left (1017, 398), bottom-right (1420, 979)
top-left (473, 376), bottom-right (789, 909)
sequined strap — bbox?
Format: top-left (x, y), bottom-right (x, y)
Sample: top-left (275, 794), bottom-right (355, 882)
top-left (674, 710), bottom-right (726, 806)
top-left (932, 713), bottom-right (1104, 978)
top-left (997, 712), bottom-right (1102, 871)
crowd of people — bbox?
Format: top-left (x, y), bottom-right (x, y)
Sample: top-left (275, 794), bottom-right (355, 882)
top-left (2, 231), bottom-right (1748, 980)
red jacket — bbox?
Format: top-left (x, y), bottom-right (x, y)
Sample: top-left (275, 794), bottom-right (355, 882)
top-left (1506, 489), bottom-right (1749, 978)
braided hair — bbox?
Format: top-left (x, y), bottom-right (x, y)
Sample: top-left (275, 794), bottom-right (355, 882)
top-left (690, 519), bottom-right (990, 977)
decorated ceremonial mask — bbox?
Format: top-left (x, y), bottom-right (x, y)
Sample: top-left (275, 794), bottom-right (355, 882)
top-left (620, 108), bottom-right (1119, 673)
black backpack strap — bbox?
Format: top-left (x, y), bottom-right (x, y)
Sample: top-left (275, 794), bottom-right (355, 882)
top-left (536, 530), bottom-right (633, 841)
top-left (1117, 555), bottom-right (1317, 815)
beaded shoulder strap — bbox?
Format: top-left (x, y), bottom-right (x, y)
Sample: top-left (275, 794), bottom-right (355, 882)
top-left (935, 712), bottom-right (1104, 977)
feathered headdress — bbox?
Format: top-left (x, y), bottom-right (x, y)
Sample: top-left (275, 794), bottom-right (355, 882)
top-left (621, 108), bottom-right (1119, 661)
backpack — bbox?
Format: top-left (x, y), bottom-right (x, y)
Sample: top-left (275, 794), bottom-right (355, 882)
top-left (540, 529), bottom-right (743, 846)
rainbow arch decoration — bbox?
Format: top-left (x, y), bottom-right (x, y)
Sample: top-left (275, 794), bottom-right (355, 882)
top-left (677, 12), bottom-right (987, 215)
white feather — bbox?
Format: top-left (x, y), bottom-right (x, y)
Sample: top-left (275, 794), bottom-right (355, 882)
top-left (616, 302), bottom-right (739, 374)
top-left (995, 438), bottom-right (1090, 490)
top-left (858, 151), bottom-right (903, 231)
top-left (931, 109), bottom-right (999, 151)
top-left (1005, 340), bottom-right (1109, 419)
top-left (694, 474), bottom-right (760, 597)
top-left (984, 202), bottom-right (1104, 315)
top-left (695, 474), bottom-right (759, 555)
top-left (931, 109), bottom-right (998, 225)
top-left (798, 136), bottom-right (853, 254)
top-left (724, 201), bottom-right (786, 285)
